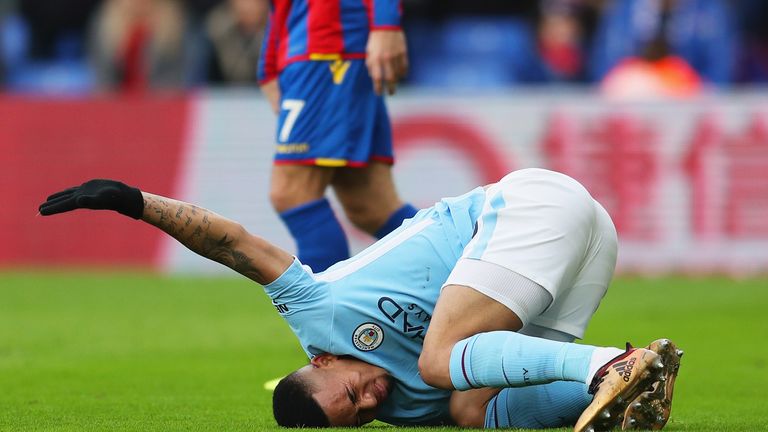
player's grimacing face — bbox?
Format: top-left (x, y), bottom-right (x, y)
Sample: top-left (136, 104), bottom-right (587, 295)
top-left (305, 355), bottom-right (393, 427)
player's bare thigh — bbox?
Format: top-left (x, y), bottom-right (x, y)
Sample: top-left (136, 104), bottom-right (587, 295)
top-left (331, 161), bottom-right (403, 234)
top-left (419, 284), bottom-right (524, 389)
top-left (269, 164), bottom-right (335, 212)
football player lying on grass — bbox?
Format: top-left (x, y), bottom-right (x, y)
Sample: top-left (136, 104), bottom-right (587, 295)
top-left (39, 169), bottom-right (682, 431)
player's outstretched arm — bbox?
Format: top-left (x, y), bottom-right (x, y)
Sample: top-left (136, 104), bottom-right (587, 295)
top-left (140, 192), bottom-right (293, 284)
top-left (39, 179), bottom-right (293, 285)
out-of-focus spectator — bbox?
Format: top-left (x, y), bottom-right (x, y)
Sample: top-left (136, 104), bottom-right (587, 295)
top-left (204, 0), bottom-right (267, 85)
top-left (590, 0), bottom-right (736, 86)
top-left (88, 0), bottom-right (203, 92)
top-left (598, 0), bottom-right (703, 99)
top-left (536, 0), bottom-right (595, 82)
top-left (600, 55), bottom-right (703, 99)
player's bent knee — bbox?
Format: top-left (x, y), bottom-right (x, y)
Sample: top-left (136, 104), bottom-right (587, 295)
top-left (270, 169), bottom-right (331, 212)
top-left (345, 209), bottom-right (385, 235)
top-left (269, 187), bottom-right (316, 213)
top-left (335, 192), bottom-right (399, 234)
top-left (269, 187), bottom-right (292, 212)
top-left (417, 354), bottom-right (438, 387)
top-left (417, 349), bottom-right (452, 390)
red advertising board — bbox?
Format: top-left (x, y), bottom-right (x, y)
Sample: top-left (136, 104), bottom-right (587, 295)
top-left (0, 95), bottom-right (190, 267)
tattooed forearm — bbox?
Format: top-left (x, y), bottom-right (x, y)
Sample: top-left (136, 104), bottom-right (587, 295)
top-left (143, 195), bottom-right (207, 240)
top-left (200, 233), bottom-right (264, 280)
top-left (141, 193), bottom-right (264, 281)
top-left (201, 233), bottom-right (234, 258)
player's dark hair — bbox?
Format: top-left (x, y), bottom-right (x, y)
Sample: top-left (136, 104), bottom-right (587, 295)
top-left (273, 371), bottom-right (330, 428)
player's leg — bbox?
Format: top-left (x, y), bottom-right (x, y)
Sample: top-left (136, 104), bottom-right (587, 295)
top-left (331, 73), bottom-right (416, 238)
top-left (479, 383), bottom-right (592, 429)
top-left (420, 283), bottom-right (631, 390)
top-left (418, 170), bottom-right (665, 432)
top-left (270, 164), bottom-right (348, 272)
top-left (450, 383), bottom-right (591, 429)
top-left (447, 352), bottom-right (625, 430)
top-left (419, 169), bottom-right (622, 390)
top-left (270, 165), bottom-right (335, 212)
top-left (423, 284), bottom-right (662, 432)
top-left (332, 161), bottom-right (417, 237)
top-left (270, 61), bottom-right (354, 272)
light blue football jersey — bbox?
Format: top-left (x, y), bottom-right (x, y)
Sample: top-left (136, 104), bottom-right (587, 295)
top-left (263, 187), bottom-right (486, 426)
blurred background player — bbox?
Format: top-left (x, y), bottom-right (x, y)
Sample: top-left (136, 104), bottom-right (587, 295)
top-left (257, 0), bottom-right (418, 272)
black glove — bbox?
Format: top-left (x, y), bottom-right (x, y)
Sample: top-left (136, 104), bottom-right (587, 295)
top-left (39, 179), bottom-right (144, 219)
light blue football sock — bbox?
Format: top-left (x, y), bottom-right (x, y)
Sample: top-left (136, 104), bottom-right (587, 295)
top-left (449, 331), bottom-right (596, 390)
top-left (279, 198), bottom-right (349, 272)
top-left (484, 382), bottom-right (592, 429)
top-left (374, 203), bottom-right (418, 239)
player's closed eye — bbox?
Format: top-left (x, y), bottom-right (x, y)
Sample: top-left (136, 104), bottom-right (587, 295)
top-left (345, 386), bottom-right (362, 425)
top-left (346, 386), bottom-right (356, 404)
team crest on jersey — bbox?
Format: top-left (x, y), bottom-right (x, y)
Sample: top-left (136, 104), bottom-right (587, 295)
top-left (352, 323), bottom-right (384, 352)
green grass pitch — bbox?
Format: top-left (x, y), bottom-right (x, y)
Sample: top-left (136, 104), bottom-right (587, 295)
top-left (1, 270), bottom-right (767, 431)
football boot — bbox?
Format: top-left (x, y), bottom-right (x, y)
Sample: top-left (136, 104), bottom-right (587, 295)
top-left (622, 339), bottom-right (683, 430)
top-left (574, 344), bottom-right (664, 432)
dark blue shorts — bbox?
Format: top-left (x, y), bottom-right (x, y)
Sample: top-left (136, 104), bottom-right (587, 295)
top-left (274, 59), bottom-right (393, 167)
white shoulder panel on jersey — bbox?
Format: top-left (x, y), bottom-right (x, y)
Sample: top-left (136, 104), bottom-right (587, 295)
top-left (316, 218), bottom-right (435, 283)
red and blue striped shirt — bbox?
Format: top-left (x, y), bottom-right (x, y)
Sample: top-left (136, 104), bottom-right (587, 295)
top-left (257, 0), bottom-right (402, 84)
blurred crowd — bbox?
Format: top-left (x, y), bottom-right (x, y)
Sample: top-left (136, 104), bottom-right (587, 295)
top-left (1, 0), bottom-right (766, 95)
